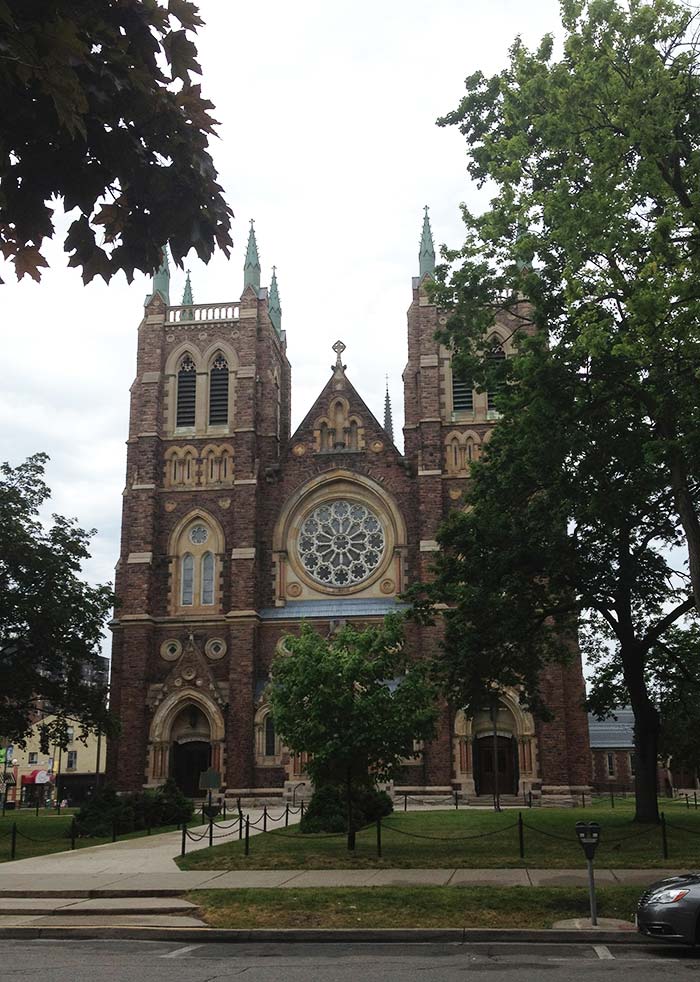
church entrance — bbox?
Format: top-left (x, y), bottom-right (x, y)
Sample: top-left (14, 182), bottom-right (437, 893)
top-left (474, 735), bottom-right (518, 797)
top-left (173, 741), bottom-right (211, 797)
top-left (170, 703), bottom-right (212, 797)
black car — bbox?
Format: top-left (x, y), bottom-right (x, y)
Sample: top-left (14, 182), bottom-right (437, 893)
top-left (637, 873), bottom-right (700, 944)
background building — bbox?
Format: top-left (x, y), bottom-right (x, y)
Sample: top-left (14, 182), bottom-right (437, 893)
top-left (106, 213), bottom-right (592, 800)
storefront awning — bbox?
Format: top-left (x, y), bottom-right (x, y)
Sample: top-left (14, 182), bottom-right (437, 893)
top-left (21, 769), bottom-right (51, 785)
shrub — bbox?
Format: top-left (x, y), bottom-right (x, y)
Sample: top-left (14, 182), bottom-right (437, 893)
top-left (299, 783), bottom-right (394, 834)
top-left (73, 779), bottom-right (194, 838)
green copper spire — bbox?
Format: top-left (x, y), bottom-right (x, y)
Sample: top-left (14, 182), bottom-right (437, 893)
top-left (151, 246), bottom-right (170, 304)
top-left (418, 205), bottom-right (435, 278)
top-left (243, 219), bottom-right (261, 290)
top-left (180, 269), bottom-right (193, 320)
top-left (383, 376), bottom-right (394, 444)
top-left (268, 265), bottom-right (282, 335)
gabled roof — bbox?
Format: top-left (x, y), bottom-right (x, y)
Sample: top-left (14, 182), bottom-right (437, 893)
top-left (588, 709), bottom-right (635, 749)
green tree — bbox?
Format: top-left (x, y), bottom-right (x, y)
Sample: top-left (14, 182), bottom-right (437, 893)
top-left (268, 615), bottom-right (437, 848)
top-left (422, 0), bottom-right (700, 823)
top-left (0, 0), bottom-right (232, 284)
top-left (0, 454), bottom-right (115, 749)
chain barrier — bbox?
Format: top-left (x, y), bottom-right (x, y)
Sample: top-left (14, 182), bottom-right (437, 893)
top-left (666, 820), bottom-right (700, 837)
top-left (380, 820), bottom-right (519, 842)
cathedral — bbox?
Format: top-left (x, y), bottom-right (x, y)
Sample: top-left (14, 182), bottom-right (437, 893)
top-left (106, 211), bottom-right (592, 800)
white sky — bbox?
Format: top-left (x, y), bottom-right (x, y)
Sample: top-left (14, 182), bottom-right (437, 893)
top-left (0, 0), bottom-right (563, 645)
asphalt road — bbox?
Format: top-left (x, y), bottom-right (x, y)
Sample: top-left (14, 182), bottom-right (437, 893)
top-left (4, 939), bottom-right (700, 981)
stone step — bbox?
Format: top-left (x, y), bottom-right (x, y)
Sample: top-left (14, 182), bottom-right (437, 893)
top-left (0, 896), bottom-right (199, 917)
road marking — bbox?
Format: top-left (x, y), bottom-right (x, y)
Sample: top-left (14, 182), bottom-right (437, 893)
top-left (592, 945), bottom-right (615, 959)
top-left (159, 944), bottom-right (203, 959)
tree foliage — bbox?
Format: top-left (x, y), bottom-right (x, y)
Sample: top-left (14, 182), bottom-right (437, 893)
top-left (0, 0), bottom-right (232, 284)
top-left (268, 616), bottom-right (438, 789)
top-left (0, 454), bottom-right (115, 748)
top-left (422, 0), bottom-right (700, 822)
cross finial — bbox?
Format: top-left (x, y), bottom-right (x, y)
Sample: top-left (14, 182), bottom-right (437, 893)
top-left (332, 339), bottom-right (347, 375)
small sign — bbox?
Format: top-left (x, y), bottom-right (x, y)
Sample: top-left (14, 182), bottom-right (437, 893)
top-left (35, 770), bottom-right (50, 785)
top-left (198, 767), bottom-right (221, 791)
top-left (575, 821), bottom-right (601, 860)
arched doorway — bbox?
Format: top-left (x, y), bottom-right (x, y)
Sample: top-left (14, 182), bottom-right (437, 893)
top-left (170, 703), bottom-right (211, 797)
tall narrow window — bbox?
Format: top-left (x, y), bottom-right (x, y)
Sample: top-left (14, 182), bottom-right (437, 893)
top-left (176, 354), bottom-right (196, 427)
top-left (452, 374), bottom-right (473, 412)
top-left (181, 554), bottom-right (194, 605)
top-left (265, 715), bottom-right (276, 757)
top-left (201, 551), bottom-right (214, 605)
top-left (209, 353), bottom-right (229, 425)
top-left (487, 345), bottom-right (506, 411)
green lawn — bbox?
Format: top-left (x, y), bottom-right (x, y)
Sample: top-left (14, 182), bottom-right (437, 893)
top-left (189, 885), bottom-right (642, 929)
top-left (0, 812), bottom-right (192, 863)
top-left (177, 801), bottom-right (700, 870)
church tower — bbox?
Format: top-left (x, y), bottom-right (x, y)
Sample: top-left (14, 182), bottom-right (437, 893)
top-left (107, 228), bottom-right (291, 794)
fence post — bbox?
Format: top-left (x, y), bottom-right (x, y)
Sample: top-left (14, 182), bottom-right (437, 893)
top-left (181, 824), bottom-right (186, 857)
top-left (686, 794), bottom-right (690, 810)
top-left (263, 804), bottom-right (268, 832)
top-left (285, 804), bottom-right (289, 828)
top-left (238, 814), bottom-right (243, 840)
top-left (71, 817), bottom-right (76, 851)
top-left (209, 814), bottom-right (213, 849)
top-left (112, 818), bottom-right (117, 843)
top-left (35, 799), bottom-right (39, 818)
top-left (301, 800), bottom-right (305, 820)
top-left (610, 788), bottom-right (615, 808)
top-left (661, 811), bottom-right (669, 859)
top-left (695, 792), bottom-right (698, 811)
top-left (11, 822), bottom-right (17, 860)
top-left (376, 818), bottom-right (382, 858)
top-left (223, 799), bottom-right (227, 820)
top-left (518, 811), bottom-right (525, 860)
top-left (404, 792), bottom-right (408, 812)
top-left (454, 791), bottom-right (459, 810)
top-left (582, 793), bottom-right (586, 809)
top-left (244, 816), bottom-right (250, 856)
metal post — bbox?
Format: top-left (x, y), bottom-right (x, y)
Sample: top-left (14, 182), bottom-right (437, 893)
top-left (582, 793), bottom-right (585, 809)
top-left (35, 798), bottom-right (39, 818)
top-left (263, 804), bottom-right (268, 832)
top-left (528, 790), bottom-right (532, 808)
top-left (695, 792), bottom-right (698, 810)
top-left (686, 794), bottom-right (690, 810)
top-left (55, 746), bottom-right (62, 813)
top-left (244, 816), bottom-right (250, 856)
top-left (404, 792), bottom-right (408, 812)
top-left (11, 821), bottom-right (17, 860)
top-left (95, 729), bottom-right (102, 789)
top-left (610, 787), bottom-right (614, 808)
top-left (376, 818), bottom-right (382, 858)
top-left (586, 857), bottom-right (598, 926)
top-left (238, 814), bottom-right (243, 840)
top-left (71, 817), bottom-right (76, 850)
top-left (661, 811), bottom-right (668, 859)
top-left (181, 824), bottom-right (186, 857)
top-left (454, 791), bottom-right (459, 810)
top-left (301, 800), bottom-right (305, 819)
top-left (285, 804), bottom-right (289, 828)
top-left (518, 811), bottom-right (525, 860)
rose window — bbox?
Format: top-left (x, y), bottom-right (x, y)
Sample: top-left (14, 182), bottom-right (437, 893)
top-left (298, 500), bottom-right (386, 587)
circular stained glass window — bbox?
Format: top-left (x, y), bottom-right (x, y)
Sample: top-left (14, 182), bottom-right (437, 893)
top-left (297, 500), bottom-right (386, 588)
top-left (189, 524), bottom-right (209, 545)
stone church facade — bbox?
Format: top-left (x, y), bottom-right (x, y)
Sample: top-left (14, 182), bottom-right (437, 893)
top-left (106, 212), bottom-right (592, 800)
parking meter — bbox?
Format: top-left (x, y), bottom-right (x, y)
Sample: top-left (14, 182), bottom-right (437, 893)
top-left (575, 821), bottom-right (601, 925)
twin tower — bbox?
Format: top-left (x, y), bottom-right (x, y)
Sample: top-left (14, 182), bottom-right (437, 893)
top-left (106, 211), bottom-right (591, 801)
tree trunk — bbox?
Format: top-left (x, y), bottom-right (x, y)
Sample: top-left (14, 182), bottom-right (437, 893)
top-left (657, 414), bottom-right (700, 615)
top-left (622, 649), bottom-right (661, 823)
top-left (346, 766), bottom-right (355, 851)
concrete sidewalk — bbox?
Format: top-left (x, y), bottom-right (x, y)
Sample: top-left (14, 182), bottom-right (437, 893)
top-left (0, 866), bottom-right (679, 896)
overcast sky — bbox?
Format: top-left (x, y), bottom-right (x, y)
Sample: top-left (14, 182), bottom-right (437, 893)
top-left (0, 0), bottom-right (563, 650)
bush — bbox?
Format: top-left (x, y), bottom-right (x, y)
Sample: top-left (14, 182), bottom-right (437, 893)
top-left (299, 783), bottom-right (393, 834)
top-left (73, 779), bottom-right (194, 838)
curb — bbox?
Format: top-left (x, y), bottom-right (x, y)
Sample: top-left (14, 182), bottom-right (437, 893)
top-left (0, 925), bottom-right (657, 944)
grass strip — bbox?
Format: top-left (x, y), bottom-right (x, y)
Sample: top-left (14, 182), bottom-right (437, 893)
top-left (188, 885), bottom-right (642, 929)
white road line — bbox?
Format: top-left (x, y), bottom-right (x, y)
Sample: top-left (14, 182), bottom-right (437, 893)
top-left (159, 944), bottom-right (203, 959)
top-left (592, 944), bottom-right (615, 960)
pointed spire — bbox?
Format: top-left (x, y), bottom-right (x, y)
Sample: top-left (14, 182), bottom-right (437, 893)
top-left (383, 375), bottom-right (394, 444)
top-left (268, 265), bottom-right (282, 334)
top-left (418, 205), bottom-right (435, 279)
top-left (180, 269), bottom-right (194, 320)
top-left (243, 219), bottom-right (261, 290)
top-left (150, 246), bottom-right (170, 304)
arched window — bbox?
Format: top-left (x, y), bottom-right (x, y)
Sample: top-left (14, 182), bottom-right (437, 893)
top-left (176, 354), bottom-right (196, 427)
top-left (264, 715), bottom-right (276, 757)
top-left (201, 551), bottom-right (214, 605)
top-left (348, 419), bottom-right (358, 450)
top-left (209, 353), bottom-right (228, 426)
top-left (181, 554), bottom-right (194, 605)
top-left (487, 344), bottom-right (506, 411)
top-left (221, 449), bottom-right (231, 480)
